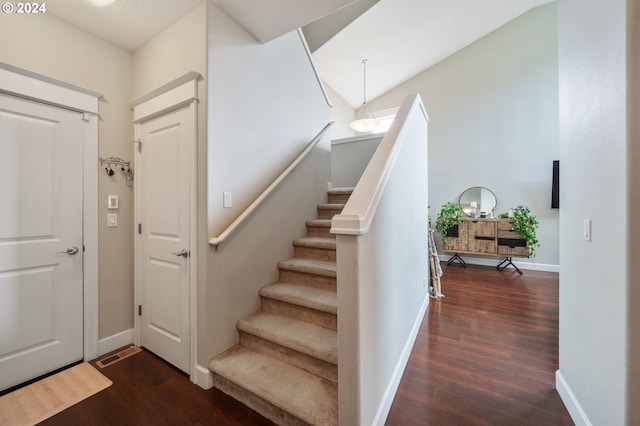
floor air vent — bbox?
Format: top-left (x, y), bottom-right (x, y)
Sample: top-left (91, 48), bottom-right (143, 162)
top-left (96, 345), bottom-right (142, 369)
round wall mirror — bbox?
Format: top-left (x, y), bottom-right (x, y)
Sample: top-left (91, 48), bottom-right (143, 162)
top-left (459, 187), bottom-right (497, 218)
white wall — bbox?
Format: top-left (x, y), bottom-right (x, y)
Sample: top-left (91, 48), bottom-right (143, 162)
top-left (335, 95), bottom-right (429, 425)
top-left (325, 81), bottom-right (357, 139)
top-left (367, 4), bottom-right (559, 269)
top-left (331, 134), bottom-right (383, 188)
top-left (203, 4), bottom-right (332, 362)
top-left (0, 12), bottom-right (134, 341)
top-left (556, 0), bottom-right (629, 424)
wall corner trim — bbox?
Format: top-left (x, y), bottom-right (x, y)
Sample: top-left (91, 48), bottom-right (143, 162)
top-left (195, 365), bottom-right (214, 390)
top-left (97, 329), bottom-right (135, 357)
top-left (0, 61), bottom-right (102, 114)
top-left (130, 71), bottom-right (201, 122)
top-left (555, 370), bottom-right (593, 426)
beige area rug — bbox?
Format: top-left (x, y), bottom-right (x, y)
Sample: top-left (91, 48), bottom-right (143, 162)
top-left (0, 362), bottom-right (112, 426)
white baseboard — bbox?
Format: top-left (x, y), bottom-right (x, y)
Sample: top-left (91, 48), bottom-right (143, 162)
top-left (98, 328), bottom-right (134, 357)
top-left (439, 254), bottom-right (559, 273)
top-left (194, 365), bottom-right (213, 390)
top-left (373, 295), bottom-right (430, 426)
top-left (556, 370), bottom-right (592, 426)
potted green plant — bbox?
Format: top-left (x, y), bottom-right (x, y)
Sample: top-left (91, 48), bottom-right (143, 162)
top-left (510, 205), bottom-right (540, 258)
top-left (435, 202), bottom-right (464, 248)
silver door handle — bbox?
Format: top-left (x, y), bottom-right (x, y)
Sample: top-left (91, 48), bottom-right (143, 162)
top-left (172, 249), bottom-right (189, 258)
top-left (57, 246), bottom-right (79, 255)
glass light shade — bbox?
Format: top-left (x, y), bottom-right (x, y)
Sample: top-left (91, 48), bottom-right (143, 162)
top-left (350, 102), bottom-right (378, 133)
top-left (350, 117), bottom-right (379, 133)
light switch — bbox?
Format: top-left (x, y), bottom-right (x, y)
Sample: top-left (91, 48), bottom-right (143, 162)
top-left (223, 192), bottom-right (232, 208)
top-left (107, 213), bottom-right (118, 227)
top-left (583, 219), bottom-right (591, 242)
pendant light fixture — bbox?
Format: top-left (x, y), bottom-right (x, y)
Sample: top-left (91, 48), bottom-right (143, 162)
top-left (350, 59), bottom-right (379, 133)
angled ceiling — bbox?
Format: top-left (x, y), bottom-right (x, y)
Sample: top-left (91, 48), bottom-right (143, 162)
top-left (45, 0), bottom-right (555, 110)
top-left (46, 0), bottom-right (203, 51)
top-left (312, 0), bottom-right (555, 108)
top-left (210, 0), bottom-right (357, 43)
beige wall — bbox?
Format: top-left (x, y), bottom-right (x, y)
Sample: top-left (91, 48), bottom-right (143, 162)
top-left (131, 2), bottom-right (208, 99)
top-left (0, 12), bottom-right (135, 340)
top-left (203, 3), bottom-right (332, 364)
top-left (628, 1), bottom-right (640, 423)
top-left (366, 4), bottom-right (559, 269)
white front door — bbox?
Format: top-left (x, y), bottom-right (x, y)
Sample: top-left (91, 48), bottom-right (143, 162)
top-left (138, 106), bottom-right (191, 373)
top-left (0, 93), bottom-right (84, 391)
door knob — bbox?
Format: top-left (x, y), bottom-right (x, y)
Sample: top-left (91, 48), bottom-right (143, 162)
top-left (172, 249), bottom-right (189, 258)
top-left (57, 246), bottom-right (79, 255)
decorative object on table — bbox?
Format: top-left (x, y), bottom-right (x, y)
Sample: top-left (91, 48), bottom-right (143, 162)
top-left (428, 226), bottom-right (444, 298)
top-left (459, 186), bottom-right (497, 218)
top-left (435, 202), bottom-right (464, 248)
top-left (509, 205), bottom-right (539, 258)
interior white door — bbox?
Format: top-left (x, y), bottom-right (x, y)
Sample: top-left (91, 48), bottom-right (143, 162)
top-left (0, 93), bottom-right (84, 391)
top-left (138, 106), bottom-right (191, 373)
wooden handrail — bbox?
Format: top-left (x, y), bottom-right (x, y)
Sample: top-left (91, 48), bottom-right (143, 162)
top-left (209, 122), bottom-right (334, 250)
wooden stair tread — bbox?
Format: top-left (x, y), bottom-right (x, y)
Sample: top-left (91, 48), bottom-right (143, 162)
top-left (238, 311), bottom-right (337, 364)
top-left (210, 346), bottom-right (337, 426)
top-left (260, 282), bottom-right (337, 314)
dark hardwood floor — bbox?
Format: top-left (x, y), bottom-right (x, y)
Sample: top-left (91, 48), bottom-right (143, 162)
top-left (385, 264), bottom-right (573, 426)
top-left (41, 349), bottom-right (277, 426)
top-left (40, 263), bottom-right (571, 425)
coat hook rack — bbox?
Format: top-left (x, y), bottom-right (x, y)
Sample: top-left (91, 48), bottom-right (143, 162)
top-left (99, 157), bottom-right (133, 187)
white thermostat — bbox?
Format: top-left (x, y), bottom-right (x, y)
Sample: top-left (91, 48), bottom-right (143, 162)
top-left (108, 195), bottom-right (119, 210)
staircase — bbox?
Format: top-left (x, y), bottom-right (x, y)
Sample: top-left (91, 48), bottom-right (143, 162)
top-left (209, 188), bottom-right (352, 426)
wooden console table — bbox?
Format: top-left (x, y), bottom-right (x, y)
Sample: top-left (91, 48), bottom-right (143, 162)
top-left (443, 218), bottom-right (529, 274)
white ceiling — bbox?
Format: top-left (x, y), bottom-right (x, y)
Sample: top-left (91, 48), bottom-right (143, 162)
top-left (313, 0), bottom-right (555, 108)
top-left (46, 0), bottom-right (203, 51)
top-left (210, 0), bottom-right (356, 43)
top-left (46, 0), bottom-right (554, 109)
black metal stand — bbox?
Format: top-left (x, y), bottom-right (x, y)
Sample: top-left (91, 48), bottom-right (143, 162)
top-left (447, 253), bottom-right (466, 267)
top-left (496, 257), bottom-right (522, 275)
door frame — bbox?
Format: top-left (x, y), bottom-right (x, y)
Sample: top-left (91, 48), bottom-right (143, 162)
top-left (131, 72), bottom-right (200, 383)
top-left (0, 62), bottom-right (101, 362)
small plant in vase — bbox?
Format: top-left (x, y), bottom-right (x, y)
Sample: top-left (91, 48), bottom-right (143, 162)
top-left (435, 202), bottom-right (464, 248)
top-left (511, 205), bottom-right (540, 258)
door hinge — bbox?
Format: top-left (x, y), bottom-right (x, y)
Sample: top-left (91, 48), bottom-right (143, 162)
top-left (138, 223), bottom-right (142, 234)
top-left (134, 139), bottom-right (142, 153)
top-left (81, 112), bottom-right (90, 122)
top-left (138, 305), bottom-right (142, 316)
